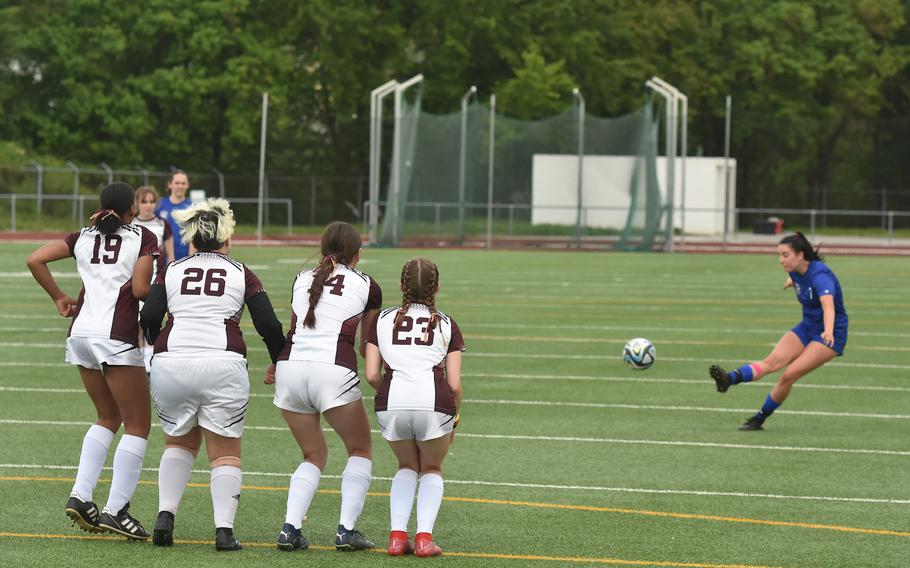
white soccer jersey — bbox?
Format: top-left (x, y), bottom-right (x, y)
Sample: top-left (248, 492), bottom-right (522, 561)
top-left (154, 252), bottom-right (265, 357)
top-left (65, 224), bottom-right (159, 345)
top-left (279, 264), bottom-right (382, 372)
top-left (133, 215), bottom-right (171, 280)
top-left (368, 304), bottom-right (465, 414)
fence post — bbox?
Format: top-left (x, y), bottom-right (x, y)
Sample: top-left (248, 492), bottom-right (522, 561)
top-left (100, 162), bottom-right (113, 185)
top-left (309, 177), bottom-right (316, 226)
top-left (809, 209), bottom-right (816, 240)
top-left (66, 161), bottom-right (80, 226)
top-left (508, 204), bottom-right (514, 236)
top-left (30, 160), bottom-right (44, 220)
top-left (434, 203), bottom-right (440, 235)
top-left (887, 211), bottom-right (894, 244)
top-left (286, 199), bottom-right (292, 235)
top-left (11, 194), bottom-right (17, 232)
top-left (212, 168), bottom-right (225, 198)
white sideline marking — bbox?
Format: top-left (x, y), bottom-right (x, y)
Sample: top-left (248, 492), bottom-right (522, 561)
top-left (0, 417), bottom-right (908, 457)
top-left (461, 399), bottom-right (910, 420)
top-left (465, 373), bottom-right (910, 393)
top-left (4, 342), bottom-right (909, 370)
top-left (467, 322), bottom-right (910, 339)
top-left (3, 370), bottom-right (907, 394)
top-left (2, 386), bottom-right (907, 419)
top-left (470, 352), bottom-right (910, 371)
top-left (0, 462), bottom-right (907, 505)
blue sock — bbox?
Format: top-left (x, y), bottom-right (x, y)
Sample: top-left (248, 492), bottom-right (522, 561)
top-left (757, 394), bottom-right (781, 420)
top-left (729, 364), bottom-right (754, 385)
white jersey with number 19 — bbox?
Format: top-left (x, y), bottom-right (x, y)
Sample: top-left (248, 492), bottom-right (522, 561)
top-left (65, 224), bottom-right (159, 345)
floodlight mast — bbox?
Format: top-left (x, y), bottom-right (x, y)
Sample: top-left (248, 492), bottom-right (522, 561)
top-left (649, 77), bottom-right (688, 251)
top-left (644, 79), bottom-right (676, 252)
top-left (369, 80), bottom-right (398, 244)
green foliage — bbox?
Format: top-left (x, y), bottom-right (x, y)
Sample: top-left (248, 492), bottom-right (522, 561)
top-left (0, 0), bottom-right (908, 208)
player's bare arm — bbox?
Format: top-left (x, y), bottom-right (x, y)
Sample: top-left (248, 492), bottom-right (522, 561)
top-left (27, 240), bottom-right (77, 317)
top-left (819, 294), bottom-right (835, 347)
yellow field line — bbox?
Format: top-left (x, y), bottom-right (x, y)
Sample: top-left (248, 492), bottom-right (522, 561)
top-left (2, 476), bottom-right (907, 539)
top-left (0, 531), bottom-right (782, 567)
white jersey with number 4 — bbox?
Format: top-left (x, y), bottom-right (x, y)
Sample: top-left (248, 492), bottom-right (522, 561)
top-left (154, 252), bottom-right (265, 357)
top-left (279, 264), bottom-right (382, 372)
top-left (65, 224), bottom-right (159, 345)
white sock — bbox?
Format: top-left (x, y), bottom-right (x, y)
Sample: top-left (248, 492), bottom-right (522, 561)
top-left (211, 465), bottom-right (242, 529)
top-left (285, 462), bottom-right (321, 529)
top-left (71, 424), bottom-right (115, 501)
top-left (416, 473), bottom-right (444, 534)
top-left (104, 434), bottom-right (148, 513)
top-left (389, 468), bottom-right (418, 532)
top-left (158, 447), bottom-right (195, 514)
top-left (338, 456), bottom-right (372, 530)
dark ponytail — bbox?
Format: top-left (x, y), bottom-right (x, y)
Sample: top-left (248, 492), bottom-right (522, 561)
top-left (779, 232), bottom-right (824, 262)
top-left (93, 182), bottom-right (135, 235)
top-left (302, 222), bottom-right (362, 328)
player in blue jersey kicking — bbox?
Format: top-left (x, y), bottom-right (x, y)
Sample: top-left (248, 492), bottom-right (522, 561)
top-left (710, 232), bottom-right (848, 431)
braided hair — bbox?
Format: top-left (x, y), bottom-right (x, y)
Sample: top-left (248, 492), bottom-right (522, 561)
top-left (303, 221), bottom-right (362, 328)
top-left (92, 182), bottom-right (135, 235)
top-left (172, 198), bottom-right (236, 252)
top-left (394, 258), bottom-right (440, 342)
top-left (779, 232), bottom-right (824, 262)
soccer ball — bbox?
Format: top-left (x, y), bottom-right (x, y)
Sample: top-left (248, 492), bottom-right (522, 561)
top-left (623, 337), bottom-right (655, 370)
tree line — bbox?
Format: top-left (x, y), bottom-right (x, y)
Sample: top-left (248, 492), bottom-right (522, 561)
top-left (1, 0), bottom-right (908, 211)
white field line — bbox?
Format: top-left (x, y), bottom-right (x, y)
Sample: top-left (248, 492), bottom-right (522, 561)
top-left (470, 352), bottom-right (910, 371)
top-left (0, 462), bottom-right (907, 505)
top-left (3, 368), bottom-right (908, 396)
top-left (466, 322), bottom-right (910, 339)
top-left (1, 416), bottom-right (909, 457)
top-left (3, 321), bottom-right (908, 341)
top-left (2, 386), bottom-right (907, 419)
top-left (4, 341), bottom-right (909, 364)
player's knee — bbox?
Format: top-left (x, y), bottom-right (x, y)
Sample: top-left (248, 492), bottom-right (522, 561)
top-left (165, 443), bottom-right (199, 458)
top-left (779, 369), bottom-right (802, 385)
top-left (302, 451), bottom-right (327, 471)
top-left (210, 455), bottom-right (240, 469)
top-left (95, 413), bottom-right (121, 432)
top-left (418, 466), bottom-right (443, 477)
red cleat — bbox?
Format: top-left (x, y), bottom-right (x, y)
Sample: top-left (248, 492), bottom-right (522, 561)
top-left (414, 532), bottom-right (442, 557)
top-left (387, 530), bottom-right (414, 556)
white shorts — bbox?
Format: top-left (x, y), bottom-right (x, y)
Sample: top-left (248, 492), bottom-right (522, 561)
top-left (274, 360), bottom-right (362, 414)
top-left (150, 355), bottom-right (250, 438)
top-left (376, 410), bottom-right (455, 442)
top-left (65, 337), bottom-right (144, 370)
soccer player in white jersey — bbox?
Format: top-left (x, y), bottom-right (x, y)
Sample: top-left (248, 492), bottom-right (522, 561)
top-left (267, 221), bottom-right (382, 552)
top-left (132, 186), bottom-right (175, 371)
top-left (140, 198), bottom-right (285, 551)
top-left (364, 258), bottom-right (464, 557)
top-left (27, 182), bottom-right (158, 541)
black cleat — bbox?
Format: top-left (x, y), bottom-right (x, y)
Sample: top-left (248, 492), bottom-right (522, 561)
top-left (65, 495), bottom-right (103, 534)
top-left (739, 415), bottom-right (765, 431)
top-left (276, 522), bottom-right (308, 551)
top-left (710, 365), bottom-right (732, 393)
top-left (99, 502), bottom-right (150, 540)
top-left (335, 524), bottom-right (375, 551)
top-left (215, 527), bottom-right (243, 551)
top-left (153, 511), bottom-right (174, 546)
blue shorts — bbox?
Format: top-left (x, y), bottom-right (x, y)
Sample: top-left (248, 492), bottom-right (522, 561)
top-left (790, 321), bottom-right (847, 356)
